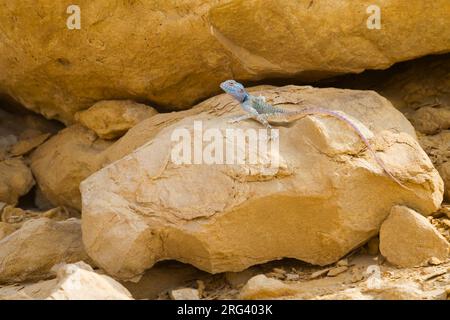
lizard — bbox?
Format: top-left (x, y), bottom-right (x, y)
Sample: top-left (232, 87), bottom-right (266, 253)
top-left (219, 79), bottom-right (411, 190)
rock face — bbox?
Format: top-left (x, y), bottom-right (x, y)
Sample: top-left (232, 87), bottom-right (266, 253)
top-left (0, 1), bottom-right (449, 123)
top-left (80, 85), bottom-right (443, 280)
top-left (30, 85), bottom-right (421, 211)
top-left (419, 131), bottom-right (450, 200)
top-left (0, 158), bottom-right (34, 205)
top-left (379, 206), bottom-right (449, 267)
top-left (0, 218), bottom-right (89, 283)
top-left (0, 262), bottom-right (133, 300)
top-left (75, 100), bottom-right (158, 140)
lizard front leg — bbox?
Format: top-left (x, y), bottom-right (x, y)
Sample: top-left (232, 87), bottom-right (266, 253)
top-left (241, 104), bottom-right (272, 129)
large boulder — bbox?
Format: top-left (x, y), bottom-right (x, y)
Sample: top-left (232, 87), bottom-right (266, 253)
top-left (0, 1), bottom-right (449, 123)
top-left (80, 85), bottom-right (443, 280)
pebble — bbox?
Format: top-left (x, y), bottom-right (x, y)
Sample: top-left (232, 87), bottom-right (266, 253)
top-left (337, 259), bottom-right (349, 267)
top-left (428, 257), bottom-right (443, 266)
top-left (327, 266), bottom-right (349, 277)
top-left (310, 268), bottom-right (331, 279)
top-left (170, 288), bottom-right (200, 300)
top-left (285, 273), bottom-right (300, 281)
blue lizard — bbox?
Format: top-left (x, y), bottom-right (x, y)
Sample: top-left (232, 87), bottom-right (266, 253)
top-left (220, 79), bottom-right (411, 190)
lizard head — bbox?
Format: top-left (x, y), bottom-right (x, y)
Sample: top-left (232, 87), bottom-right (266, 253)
top-left (220, 80), bottom-right (248, 102)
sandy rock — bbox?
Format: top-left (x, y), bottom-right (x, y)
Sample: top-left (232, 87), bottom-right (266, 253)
top-left (75, 100), bottom-right (158, 140)
top-left (0, 218), bottom-right (89, 283)
top-left (327, 266), bottom-right (349, 277)
top-left (0, 157), bottom-right (34, 205)
top-left (365, 282), bottom-right (447, 300)
top-left (0, 222), bottom-right (16, 240)
top-left (310, 268), bottom-right (332, 279)
top-left (1, 205), bottom-right (70, 228)
top-left (0, 262), bottom-right (133, 300)
top-left (10, 133), bottom-right (51, 156)
top-left (80, 86), bottom-right (442, 280)
top-left (380, 206), bottom-right (450, 268)
top-left (170, 288), bottom-right (201, 300)
top-left (418, 131), bottom-right (450, 200)
top-left (239, 275), bottom-right (300, 300)
top-left (1, 206), bottom-right (32, 224)
top-left (0, 1), bottom-right (449, 123)
top-left (30, 125), bottom-right (113, 210)
top-left (47, 262), bottom-right (133, 300)
top-left (30, 105), bottom-right (201, 210)
top-left (339, 54), bottom-right (450, 116)
top-left (409, 107), bottom-right (450, 135)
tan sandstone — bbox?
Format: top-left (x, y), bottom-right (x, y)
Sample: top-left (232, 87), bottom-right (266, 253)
top-left (0, 218), bottom-right (89, 283)
top-left (0, 262), bottom-right (133, 300)
top-left (419, 131), bottom-right (450, 200)
top-left (31, 85), bottom-right (420, 211)
top-left (0, 157), bottom-right (34, 205)
top-left (0, 1), bottom-right (448, 123)
top-left (379, 206), bottom-right (450, 267)
top-left (74, 100), bottom-right (158, 140)
top-left (80, 86), bottom-right (442, 280)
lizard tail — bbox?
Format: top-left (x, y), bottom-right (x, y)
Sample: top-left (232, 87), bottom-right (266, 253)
top-left (290, 107), bottom-right (413, 192)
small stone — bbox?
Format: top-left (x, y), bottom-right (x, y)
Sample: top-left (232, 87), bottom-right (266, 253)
top-left (428, 257), bottom-right (443, 266)
top-left (327, 266), bottom-right (349, 277)
top-left (196, 280), bottom-right (205, 298)
top-left (170, 288), bottom-right (200, 300)
top-left (272, 267), bottom-right (286, 275)
top-left (380, 206), bottom-right (450, 267)
top-left (265, 272), bottom-right (285, 280)
top-left (1, 206), bottom-right (32, 224)
top-left (75, 100), bottom-right (157, 140)
top-left (239, 275), bottom-right (300, 300)
top-left (10, 133), bottom-right (50, 156)
top-left (310, 268), bottom-right (331, 279)
top-left (337, 259), bottom-right (349, 267)
top-left (351, 272), bottom-right (364, 283)
top-left (285, 273), bottom-right (300, 281)
top-left (441, 219), bottom-right (450, 228)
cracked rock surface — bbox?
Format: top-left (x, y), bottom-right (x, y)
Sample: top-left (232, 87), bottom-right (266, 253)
top-left (80, 86), bottom-right (443, 280)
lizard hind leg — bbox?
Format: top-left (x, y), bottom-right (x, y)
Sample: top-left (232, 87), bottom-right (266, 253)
top-left (255, 114), bottom-right (272, 129)
top-left (227, 113), bottom-right (253, 124)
